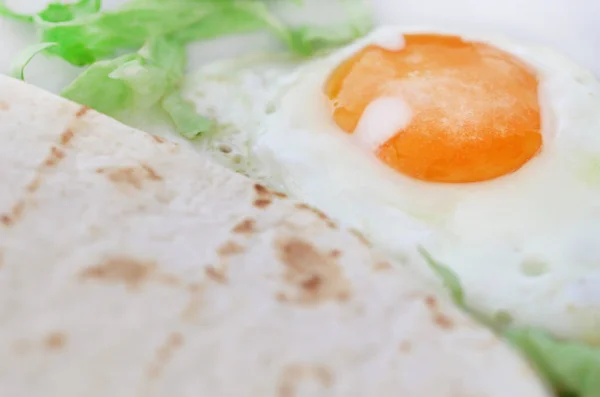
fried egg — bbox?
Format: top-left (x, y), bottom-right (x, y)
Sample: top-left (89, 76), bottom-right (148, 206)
top-left (186, 26), bottom-right (600, 343)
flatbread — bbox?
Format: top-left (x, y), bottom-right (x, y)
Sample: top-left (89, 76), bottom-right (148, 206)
top-left (0, 75), bottom-right (549, 397)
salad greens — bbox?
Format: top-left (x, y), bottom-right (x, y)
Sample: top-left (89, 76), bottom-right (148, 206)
top-left (9, 42), bottom-right (58, 80)
top-left (421, 247), bottom-right (600, 397)
top-left (0, 0), bottom-right (373, 138)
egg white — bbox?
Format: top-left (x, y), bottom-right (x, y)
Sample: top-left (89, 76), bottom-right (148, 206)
top-left (186, 26), bottom-right (600, 343)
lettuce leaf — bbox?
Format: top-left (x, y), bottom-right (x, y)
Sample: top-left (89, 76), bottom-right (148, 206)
top-left (2, 0), bottom-right (371, 65)
top-left (288, 0), bottom-right (373, 54)
top-left (9, 42), bottom-right (58, 80)
top-left (0, 0), bottom-right (33, 22)
top-left (419, 247), bottom-right (465, 306)
top-left (505, 329), bottom-right (600, 397)
top-left (62, 36), bottom-right (211, 138)
top-left (420, 247), bottom-right (600, 397)
top-left (1, 0), bottom-right (372, 137)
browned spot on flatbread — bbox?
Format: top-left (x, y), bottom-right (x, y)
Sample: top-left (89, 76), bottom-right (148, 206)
top-left (374, 261), bottom-right (392, 271)
top-left (424, 295), bottom-right (437, 309)
top-left (140, 164), bottom-right (162, 181)
top-left (278, 364), bottom-right (334, 397)
top-left (44, 332), bottom-right (66, 349)
top-left (44, 146), bottom-right (66, 167)
top-left (80, 257), bottom-right (155, 290)
top-left (147, 332), bottom-right (184, 379)
top-left (205, 266), bottom-right (227, 284)
top-left (274, 191), bottom-right (288, 199)
top-left (1, 144), bottom-right (66, 227)
top-left (253, 184), bottom-right (274, 208)
top-left (217, 241), bottom-right (245, 256)
top-left (0, 215), bottom-right (11, 227)
top-left (75, 105), bottom-right (91, 118)
top-left (329, 249), bottom-right (341, 258)
top-left (276, 238), bottom-right (351, 305)
top-left (181, 283), bottom-right (204, 321)
top-left (424, 295), bottom-right (454, 330)
top-left (434, 313), bottom-right (454, 329)
top-left (254, 183), bottom-right (271, 196)
top-left (300, 275), bottom-right (322, 291)
top-left (275, 291), bottom-right (288, 302)
top-left (155, 273), bottom-right (182, 287)
top-left (0, 201), bottom-right (25, 227)
top-left (398, 341), bottom-right (412, 353)
top-left (254, 198), bottom-right (272, 209)
top-left (294, 203), bottom-right (337, 229)
top-left (98, 164), bottom-right (162, 190)
top-left (0, 100), bottom-right (8, 111)
top-left (1, 109), bottom-right (84, 228)
top-left (60, 128), bottom-right (74, 146)
top-left (26, 176), bottom-right (42, 193)
top-left (233, 218), bottom-right (256, 234)
top-left (151, 135), bottom-right (166, 144)
top-left (350, 228), bottom-right (371, 247)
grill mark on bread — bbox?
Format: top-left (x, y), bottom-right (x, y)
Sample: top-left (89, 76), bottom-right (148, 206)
top-left (205, 265), bottom-right (228, 284)
top-left (398, 341), bottom-right (412, 353)
top-left (97, 163), bottom-right (163, 190)
top-left (140, 164), bottom-right (162, 181)
top-left (84, 258), bottom-right (186, 290)
top-left (147, 332), bottom-right (184, 379)
top-left (252, 184), bottom-right (288, 205)
top-left (0, 100), bottom-right (8, 110)
top-left (276, 238), bottom-right (351, 305)
top-left (26, 176), bottom-right (42, 193)
top-left (60, 128), bottom-right (74, 145)
top-left (424, 295), bottom-right (455, 330)
top-left (374, 261), bottom-right (392, 271)
top-left (80, 257), bottom-right (156, 290)
top-left (43, 146), bottom-right (66, 167)
top-left (253, 183), bottom-right (275, 208)
top-left (329, 249), bottom-right (342, 258)
top-left (0, 201), bottom-right (25, 227)
top-left (0, 105), bottom-right (88, 228)
top-left (79, 257), bottom-right (182, 290)
top-left (253, 198), bottom-right (272, 208)
top-left (217, 241), bottom-right (245, 256)
top-left (254, 183), bottom-right (270, 196)
top-left (75, 105), bottom-right (91, 118)
top-left (425, 295), bottom-right (437, 309)
top-left (181, 283), bottom-right (204, 322)
top-left (44, 332), bottom-right (67, 350)
top-left (278, 364), bottom-right (334, 397)
top-left (434, 314), bottom-right (454, 329)
top-left (232, 218), bottom-right (256, 234)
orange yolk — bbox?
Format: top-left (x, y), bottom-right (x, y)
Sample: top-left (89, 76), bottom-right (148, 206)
top-left (324, 34), bottom-right (542, 183)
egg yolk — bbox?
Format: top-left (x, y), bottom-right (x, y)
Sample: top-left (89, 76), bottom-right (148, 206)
top-left (325, 34), bottom-right (542, 183)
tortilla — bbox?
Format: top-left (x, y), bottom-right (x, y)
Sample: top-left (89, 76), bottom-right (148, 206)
top-left (0, 75), bottom-right (549, 397)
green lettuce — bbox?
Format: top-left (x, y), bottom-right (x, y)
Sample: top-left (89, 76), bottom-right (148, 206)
top-left (0, 0), bottom-right (372, 137)
top-left (9, 42), bottom-right (58, 80)
top-left (60, 35), bottom-right (212, 138)
top-left (505, 329), bottom-right (600, 397)
top-left (420, 247), bottom-right (600, 397)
